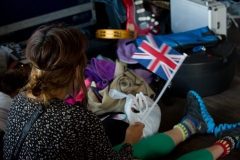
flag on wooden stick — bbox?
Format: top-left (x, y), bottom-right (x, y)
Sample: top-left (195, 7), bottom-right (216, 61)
top-left (132, 33), bottom-right (187, 121)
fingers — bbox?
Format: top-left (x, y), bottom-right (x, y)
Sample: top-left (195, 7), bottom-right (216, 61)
top-left (124, 122), bottom-right (145, 145)
top-left (133, 122), bottom-right (145, 131)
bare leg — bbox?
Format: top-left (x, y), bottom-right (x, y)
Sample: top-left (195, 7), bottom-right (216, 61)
top-left (206, 145), bottom-right (224, 160)
top-left (164, 128), bottom-right (224, 159)
top-left (164, 128), bottom-right (183, 146)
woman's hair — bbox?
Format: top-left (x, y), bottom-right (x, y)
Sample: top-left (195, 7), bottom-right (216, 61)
top-left (24, 24), bottom-right (88, 106)
top-left (0, 69), bottom-right (28, 95)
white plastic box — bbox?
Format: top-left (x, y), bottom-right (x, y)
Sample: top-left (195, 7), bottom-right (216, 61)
top-left (171, 0), bottom-right (227, 36)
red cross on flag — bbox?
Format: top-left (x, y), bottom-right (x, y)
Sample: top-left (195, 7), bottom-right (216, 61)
top-left (132, 33), bottom-right (187, 81)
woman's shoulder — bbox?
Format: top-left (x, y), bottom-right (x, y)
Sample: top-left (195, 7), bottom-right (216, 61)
top-left (11, 93), bottom-right (97, 122)
top-left (50, 99), bottom-right (95, 116)
top-left (47, 100), bottom-right (100, 127)
top-left (11, 92), bottom-right (25, 103)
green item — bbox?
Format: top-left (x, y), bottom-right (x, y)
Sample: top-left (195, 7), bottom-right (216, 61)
top-left (113, 133), bottom-right (175, 160)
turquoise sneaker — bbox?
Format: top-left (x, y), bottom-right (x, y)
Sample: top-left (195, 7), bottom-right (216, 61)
top-left (182, 90), bottom-right (215, 134)
top-left (214, 123), bottom-right (240, 148)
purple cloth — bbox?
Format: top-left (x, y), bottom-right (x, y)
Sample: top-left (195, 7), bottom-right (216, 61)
top-left (134, 69), bottom-right (153, 84)
top-left (117, 39), bottom-right (138, 64)
top-left (85, 58), bottom-right (116, 90)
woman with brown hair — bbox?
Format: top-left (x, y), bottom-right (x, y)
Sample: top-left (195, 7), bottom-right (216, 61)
top-left (3, 24), bottom-right (144, 159)
top-left (4, 24), bottom-right (240, 160)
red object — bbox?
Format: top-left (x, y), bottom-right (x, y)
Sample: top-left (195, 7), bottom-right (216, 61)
top-left (123, 0), bottom-right (160, 36)
top-left (213, 140), bottom-right (230, 157)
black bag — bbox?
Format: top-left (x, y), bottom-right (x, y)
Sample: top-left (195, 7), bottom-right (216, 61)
top-left (170, 40), bottom-right (236, 97)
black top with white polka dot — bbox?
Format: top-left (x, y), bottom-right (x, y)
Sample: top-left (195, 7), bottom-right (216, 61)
top-left (3, 92), bottom-right (133, 159)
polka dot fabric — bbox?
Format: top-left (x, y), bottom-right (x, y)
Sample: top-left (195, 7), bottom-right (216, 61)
top-left (3, 92), bottom-right (133, 159)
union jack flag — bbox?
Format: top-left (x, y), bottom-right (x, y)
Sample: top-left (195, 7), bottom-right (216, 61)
top-left (132, 33), bottom-right (186, 81)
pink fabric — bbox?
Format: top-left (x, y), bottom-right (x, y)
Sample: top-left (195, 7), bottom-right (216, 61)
top-left (64, 98), bottom-right (76, 105)
top-left (64, 78), bottom-right (92, 105)
top-left (75, 78), bottom-right (92, 102)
